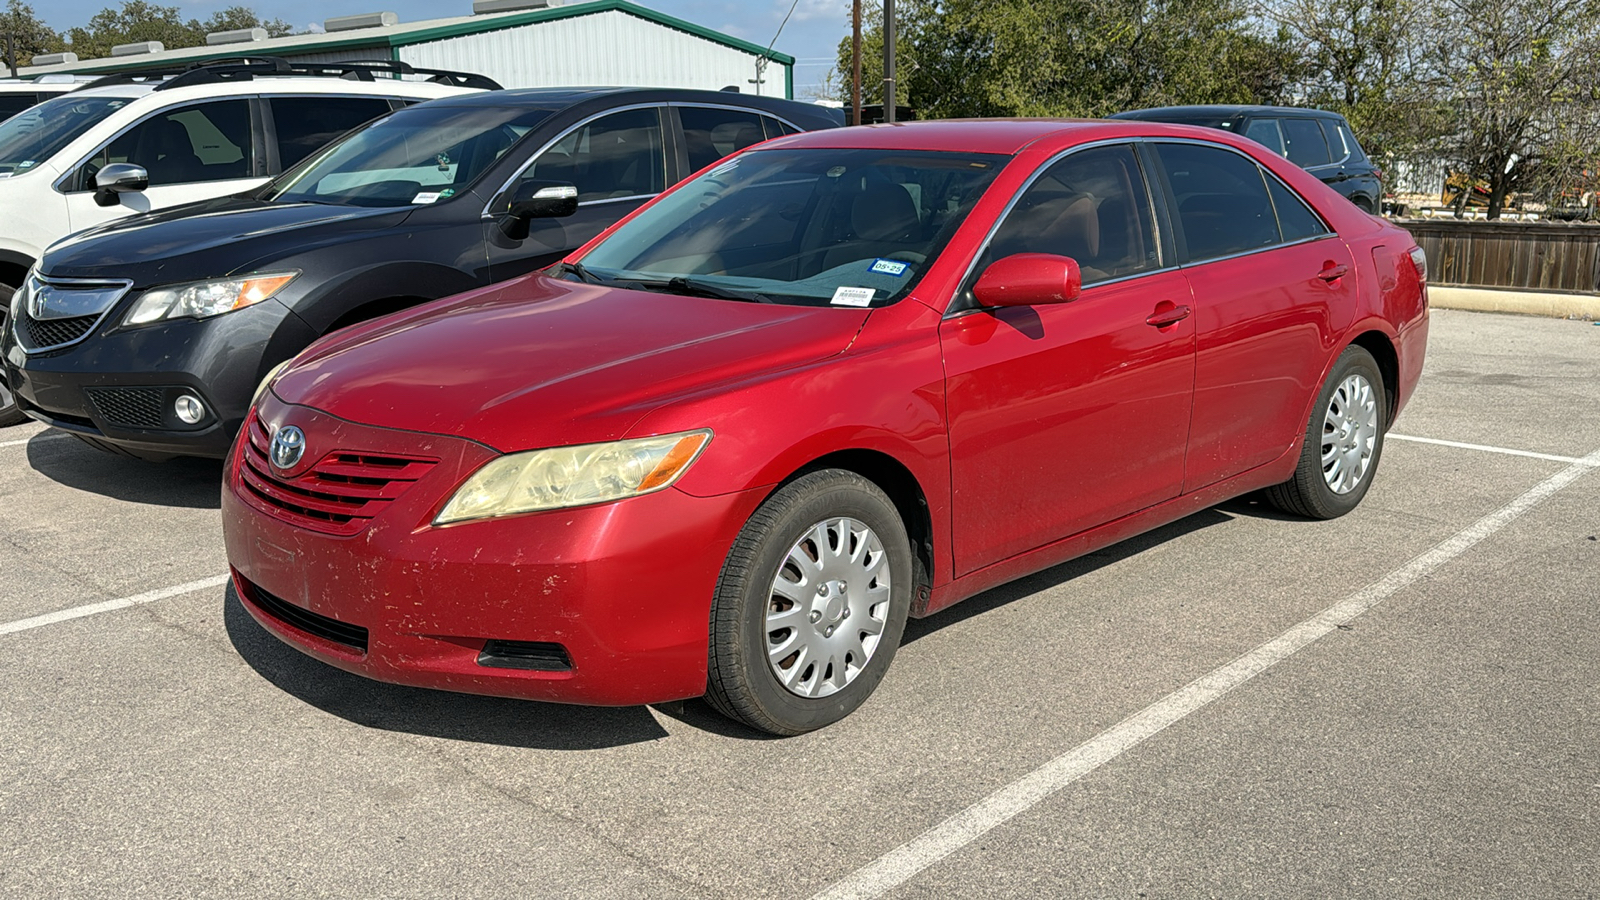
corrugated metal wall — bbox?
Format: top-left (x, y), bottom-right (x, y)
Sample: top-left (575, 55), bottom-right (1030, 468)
top-left (398, 10), bottom-right (788, 97)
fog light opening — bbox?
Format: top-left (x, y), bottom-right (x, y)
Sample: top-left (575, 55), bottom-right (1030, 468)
top-left (174, 393), bottom-right (205, 425)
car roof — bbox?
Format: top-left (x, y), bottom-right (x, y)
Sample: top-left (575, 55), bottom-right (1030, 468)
top-left (1111, 105), bottom-right (1344, 120)
top-left (49, 78), bottom-right (472, 104)
top-left (419, 86), bottom-right (837, 116)
top-left (755, 118), bottom-right (1243, 155)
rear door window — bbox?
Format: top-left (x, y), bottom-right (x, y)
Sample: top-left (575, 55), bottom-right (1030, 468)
top-left (1281, 118), bottom-right (1331, 167)
top-left (679, 106), bottom-right (770, 173)
top-left (1243, 118), bottom-right (1286, 156)
top-left (1153, 142), bottom-right (1279, 262)
top-left (269, 96), bottom-right (394, 170)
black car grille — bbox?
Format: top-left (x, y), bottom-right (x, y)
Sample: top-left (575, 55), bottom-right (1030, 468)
top-left (239, 577), bottom-right (369, 653)
top-left (20, 313), bottom-right (99, 350)
top-left (85, 387), bottom-right (165, 430)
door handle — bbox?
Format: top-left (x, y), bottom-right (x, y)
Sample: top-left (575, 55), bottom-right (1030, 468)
top-left (1317, 264), bottom-right (1350, 282)
top-left (1146, 304), bottom-right (1191, 328)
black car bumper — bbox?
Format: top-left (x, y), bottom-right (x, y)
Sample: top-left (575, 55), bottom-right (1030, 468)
top-left (1, 299), bottom-right (317, 460)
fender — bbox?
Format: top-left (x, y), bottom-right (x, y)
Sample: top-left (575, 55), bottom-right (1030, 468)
top-left (292, 260), bottom-right (484, 335)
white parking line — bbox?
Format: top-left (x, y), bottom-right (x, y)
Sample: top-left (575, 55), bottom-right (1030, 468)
top-left (0, 575), bottom-right (231, 638)
top-left (0, 431), bottom-right (69, 450)
top-left (1388, 433), bottom-right (1600, 466)
top-left (810, 447), bottom-right (1600, 900)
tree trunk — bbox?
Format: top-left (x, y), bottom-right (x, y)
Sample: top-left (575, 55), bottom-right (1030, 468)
top-left (1486, 172), bottom-right (1509, 220)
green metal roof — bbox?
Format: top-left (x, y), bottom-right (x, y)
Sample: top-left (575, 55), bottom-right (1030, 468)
top-left (23, 1), bottom-right (794, 75)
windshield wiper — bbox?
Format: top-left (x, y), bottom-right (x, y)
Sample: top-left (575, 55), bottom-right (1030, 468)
top-left (621, 276), bottom-right (774, 304)
top-left (555, 260), bottom-right (605, 284)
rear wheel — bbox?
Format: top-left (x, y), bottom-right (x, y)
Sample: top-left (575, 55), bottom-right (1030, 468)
top-left (705, 469), bottom-right (913, 735)
top-left (1265, 345), bottom-right (1386, 519)
top-left (0, 281), bottom-right (27, 427)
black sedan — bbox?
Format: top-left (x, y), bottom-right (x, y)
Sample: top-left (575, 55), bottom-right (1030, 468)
top-left (2, 87), bottom-right (840, 458)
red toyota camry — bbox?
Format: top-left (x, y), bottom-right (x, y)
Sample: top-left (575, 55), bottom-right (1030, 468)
top-left (223, 120), bottom-right (1428, 734)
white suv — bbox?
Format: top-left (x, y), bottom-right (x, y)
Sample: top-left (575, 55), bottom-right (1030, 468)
top-left (0, 58), bottom-right (494, 306)
top-left (0, 75), bottom-right (97, 123)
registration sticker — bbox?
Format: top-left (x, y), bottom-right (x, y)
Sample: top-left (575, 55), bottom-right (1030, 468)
top-left (412, 192), bottom-right (442, 205)
top-left (869, 259), bottom-right (909, 277)
top-left (830, 286), bottom-right (875, 307)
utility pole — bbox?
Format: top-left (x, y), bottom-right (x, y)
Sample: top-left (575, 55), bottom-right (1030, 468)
top-left (850, 0), bottom-right (861, 126)
top-left (882, 0), bottom-right (896, 123)
top-left (5, 34), bottom-right (17, 79)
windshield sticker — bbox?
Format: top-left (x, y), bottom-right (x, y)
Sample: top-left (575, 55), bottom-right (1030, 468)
top-left (869, 259), bottom-right (909, 277)
top-left (438, 188), bottom-right (456, 199)
top-left (17, 160), bottom-right (35, 169)
top-left (412, 192), bottom-right (442, 205)
top-left (435, 152), bottom-right (451, 172)
top-left (830, 286), bottom-right (875, 307)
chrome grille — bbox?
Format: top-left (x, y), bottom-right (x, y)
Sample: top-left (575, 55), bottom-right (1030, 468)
top-left (21, 313), bottom-right (100, 350)
top-left (14, 274), bottom-right (132, 354)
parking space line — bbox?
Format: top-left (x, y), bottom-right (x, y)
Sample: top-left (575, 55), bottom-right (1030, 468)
top-left (811, 447), bottom-right (1600, 900)
top-left (0, 432), bottom-right (69, 450)
top-left (0, 575), bottom-right (231, 638)
top-left (1388, 433), bottom-right (1598, 466)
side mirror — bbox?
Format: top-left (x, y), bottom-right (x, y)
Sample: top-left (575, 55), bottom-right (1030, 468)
top-left (93, 163), bottom-right (150, 208)
top-left (972, 253), bottom-right (1082, 307)
top-left (499, 180), bottom-right (578, 239)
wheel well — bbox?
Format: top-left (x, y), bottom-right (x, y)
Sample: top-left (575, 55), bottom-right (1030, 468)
top-left (1351, 330), bottom-right (1399, 424)
top-left (787, 449), bottom-right (935, 611)
top-left (0, 260), bottom-right (31, 290)
top-left (323, 296), bottom-right (430, 335)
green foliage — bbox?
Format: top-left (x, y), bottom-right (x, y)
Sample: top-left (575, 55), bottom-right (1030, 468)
top-left (1, 0), bottom-right (65, 67)
top-left (836, 0), bottom-right (1299, 119)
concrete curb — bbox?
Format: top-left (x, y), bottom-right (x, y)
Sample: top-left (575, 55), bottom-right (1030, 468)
top-left (1428, 286), bottom-right (1600, 320)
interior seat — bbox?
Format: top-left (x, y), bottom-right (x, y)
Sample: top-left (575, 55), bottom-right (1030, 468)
top-left (820, 183), bottom-right (922, 270)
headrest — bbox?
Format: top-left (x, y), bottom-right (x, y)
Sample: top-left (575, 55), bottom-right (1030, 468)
top-left (851, 183), bottom-right (919, 242)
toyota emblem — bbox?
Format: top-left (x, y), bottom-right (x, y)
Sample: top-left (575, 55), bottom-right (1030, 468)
top-left (270, 425), bottom-right (306, 470)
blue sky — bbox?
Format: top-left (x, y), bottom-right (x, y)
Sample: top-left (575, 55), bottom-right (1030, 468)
top-left (38, 0), bottom-right (853, 97)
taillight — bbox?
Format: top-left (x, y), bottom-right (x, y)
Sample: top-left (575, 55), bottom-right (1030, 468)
top-left (1407, 246), bottom-right (1427, 282)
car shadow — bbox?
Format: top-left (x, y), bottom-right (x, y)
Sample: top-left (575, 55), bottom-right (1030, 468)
top-left (223, 585), bottom-right (670, 750)
top-left (27, 431), bottom-right (223, 509)
top-left (902, 506), bottom-right (1235, 644)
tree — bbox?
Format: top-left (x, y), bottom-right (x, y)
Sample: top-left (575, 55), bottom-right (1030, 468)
top-left (1, 0), bottom-right (64, 68)
top-left (64, 1), bottom-right (295, 60)
top-left (1257, 0), bottom-right (1435, 160)
top-left (836, 0), bottom-right (1299, 121)
top-left (1424, 0), bottom-right (1600, 218)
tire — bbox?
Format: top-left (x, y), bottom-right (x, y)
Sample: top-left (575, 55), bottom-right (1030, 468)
top-left (1265, 345), bottom-right (1387, 519)
top-left (0, 281), bottom-right (27, 428)
top-left (705, 469), bottom-right (913, 735)
top-left (1353, 196), bottom-right (1377, 215)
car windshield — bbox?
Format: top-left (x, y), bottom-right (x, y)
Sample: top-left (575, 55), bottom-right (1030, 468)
top-left (0, 95), bottom-right (132, 176)
top-left (266, 104), bottom-right (555, 208)
top-left (574, 147), bottom-right (1008, 307)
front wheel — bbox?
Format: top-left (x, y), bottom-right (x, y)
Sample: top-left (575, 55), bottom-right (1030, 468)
top-left (1265, 345), bottom-right (1386, 519)
top-left (705, 469), bottom-right (913, 735)
top-left (0, 282), bottom-right (27, 428)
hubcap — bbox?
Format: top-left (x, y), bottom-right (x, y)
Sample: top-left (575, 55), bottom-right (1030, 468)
top-left (1321, 373), bottom-right (1378, 494)
top-left (765, 517), bottom-right (891, 698)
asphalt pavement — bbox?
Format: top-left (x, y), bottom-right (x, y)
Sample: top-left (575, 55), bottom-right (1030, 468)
top-left (2, 307), bottom-right (1597, 898)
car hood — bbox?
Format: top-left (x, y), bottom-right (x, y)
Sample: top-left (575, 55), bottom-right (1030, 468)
top-left (272, 274), bottom-right (870, 452)
top-left (42, 198), bottom-right (408, 283)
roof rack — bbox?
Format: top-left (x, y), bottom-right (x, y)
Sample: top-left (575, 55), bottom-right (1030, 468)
top-left (77, 56), bottom-right (502, 93)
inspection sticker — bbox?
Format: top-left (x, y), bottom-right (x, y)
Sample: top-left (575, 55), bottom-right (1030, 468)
top-left (870, 258), bottom-right (909, 276)
top-left (830, 286), bottom-right (876, 307)
top-left (411, 192), bottom-right (442, 205)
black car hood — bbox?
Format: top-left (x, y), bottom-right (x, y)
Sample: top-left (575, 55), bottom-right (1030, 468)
top-left (42, 198), bottom-right (411, 284)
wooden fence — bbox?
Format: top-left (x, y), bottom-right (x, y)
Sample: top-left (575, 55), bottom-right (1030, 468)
top-left (1397, 219), bottom-right (1600, 293)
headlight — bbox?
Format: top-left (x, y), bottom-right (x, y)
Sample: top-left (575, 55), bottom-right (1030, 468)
top-left (435, 430), bottom-right (712, 525)
top-left (252, 360), bottom-right (290, 407)
top-left (124, 272), bottom-right (298, 325)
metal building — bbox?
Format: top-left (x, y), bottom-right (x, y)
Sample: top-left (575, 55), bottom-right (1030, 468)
top-left (20, 0), bottom-right (795, 98)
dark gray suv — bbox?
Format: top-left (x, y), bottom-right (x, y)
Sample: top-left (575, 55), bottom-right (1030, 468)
top-left (1111, 105), bottom-right (1383, 214)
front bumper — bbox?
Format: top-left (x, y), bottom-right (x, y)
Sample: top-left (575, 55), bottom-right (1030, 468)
top-left (1, 298), bottom-right (315, 459)
top-left (223, 394), bottom-right (766, 707)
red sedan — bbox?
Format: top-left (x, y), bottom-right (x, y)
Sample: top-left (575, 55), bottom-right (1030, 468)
top-left (222, 120), bottom-right (1428, 734)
